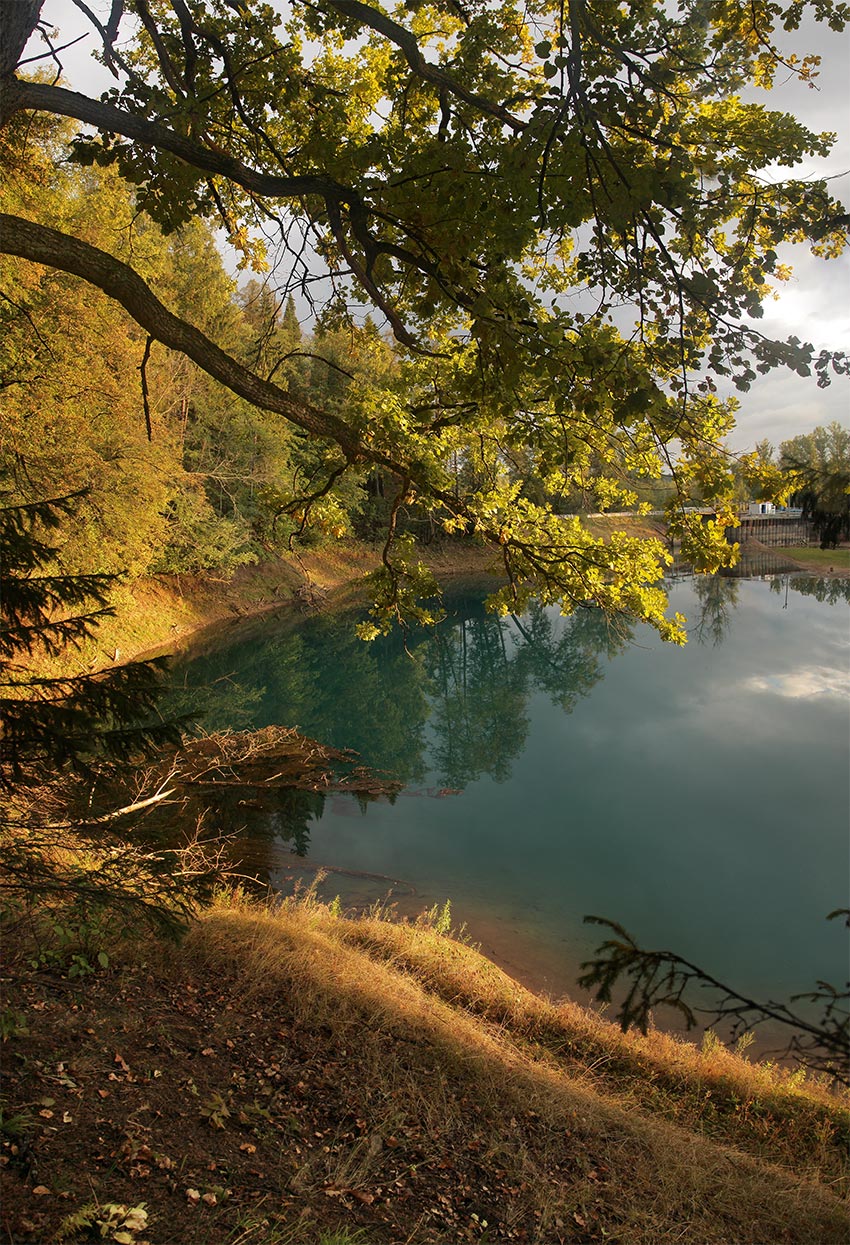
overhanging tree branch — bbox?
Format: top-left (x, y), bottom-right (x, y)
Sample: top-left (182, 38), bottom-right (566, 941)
top-left (0, 76), bottom-right (469, 344)
top-left (0, 77), bottom-right (353, 199)
top-left (579, 914), bottom-right (850, 1085)
top-left (0, 212), bottom-right (371, 458)
top-left (0, 212), bottom-right (487, 550)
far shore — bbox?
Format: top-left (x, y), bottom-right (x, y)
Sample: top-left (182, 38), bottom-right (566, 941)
top-left (43, 528), bottom-right (849, 681)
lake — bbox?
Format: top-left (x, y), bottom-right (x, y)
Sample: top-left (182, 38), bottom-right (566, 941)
top-left (171, 571), bottom-right (850, 1019)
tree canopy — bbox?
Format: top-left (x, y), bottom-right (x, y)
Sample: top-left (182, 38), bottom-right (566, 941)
top-left (2, 0), bottom-right (849, 636)
top-left (780, 422), bottom-right (850, 547)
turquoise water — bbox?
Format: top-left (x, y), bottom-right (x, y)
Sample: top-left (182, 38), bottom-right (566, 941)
top-left (172, 574), bottom-right (850, 1008)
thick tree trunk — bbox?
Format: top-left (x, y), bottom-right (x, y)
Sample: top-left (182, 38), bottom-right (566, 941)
top-left (0, 0), bottom-right (43, 82)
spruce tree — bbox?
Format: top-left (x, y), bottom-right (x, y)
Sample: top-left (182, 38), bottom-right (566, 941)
top-left (0, 490), bottom-right (182, 787)
top-left (1, 489), bottom-right (218, 949)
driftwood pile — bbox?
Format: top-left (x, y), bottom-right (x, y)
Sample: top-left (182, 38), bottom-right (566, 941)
top-left (177, 725), bottom-right (402, 799)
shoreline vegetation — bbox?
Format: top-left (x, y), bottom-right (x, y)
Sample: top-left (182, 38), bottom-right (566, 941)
top-left (41, 523), bottom-right (850, 680)
top-left (4, 533), bottom-right (850, 1244)
top-left (52, 539), bottom-right (500, 676)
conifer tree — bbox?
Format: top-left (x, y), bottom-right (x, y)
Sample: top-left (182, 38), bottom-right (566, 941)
top-left (1, 489), bottom-right (218, 946)
top-left (0, 491), bottom-right (182, 787)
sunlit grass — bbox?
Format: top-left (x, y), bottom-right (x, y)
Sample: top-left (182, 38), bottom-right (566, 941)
top-left (785, 545), bottom-right (850, 570)
top-left (167, 886), bottom-right (849, 1243)
top-left (7, 878), bottom-right (848, 1243)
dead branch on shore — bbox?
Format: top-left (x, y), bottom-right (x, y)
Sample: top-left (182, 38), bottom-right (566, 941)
top-left (176, 725), bottom-right (402, 798)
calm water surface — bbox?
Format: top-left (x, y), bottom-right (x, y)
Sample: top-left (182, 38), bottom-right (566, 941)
top-left (173, 573), bottom-right (850, 1008)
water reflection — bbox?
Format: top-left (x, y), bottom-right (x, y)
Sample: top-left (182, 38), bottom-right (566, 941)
top-left (770, 576), bottom-right (850, 606)
top-left (691, 577), bottom-right (740, 646)
top-left (691, 571), bottom-right (848, 646)
top-left (171, 591), bottom-right (633, 853)
top-left (207, 786), bottom-right (327, 857)
top-left (171, 575), bottom-right (845, 863)
top-left (719, 547), bottom-right (804, 577)
top-left (167, 574), bottom-right (850, 1010)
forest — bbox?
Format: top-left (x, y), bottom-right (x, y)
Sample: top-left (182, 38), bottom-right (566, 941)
top-left (3, 0), bottom-right (849, 642)
top-left (2, 1), bottom-right (849, 1242)
top-left (1, 127), bottom-right (421, 580)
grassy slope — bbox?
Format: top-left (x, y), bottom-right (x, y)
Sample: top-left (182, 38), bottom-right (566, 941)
top-left (2, 892), bottom-right (847, 1245)
top-left (782, 546), bottom-right (850, 572)
top-left (46, 540), bottom-right (503, 677)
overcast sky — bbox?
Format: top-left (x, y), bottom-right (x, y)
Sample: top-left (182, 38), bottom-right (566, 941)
top-left (26, 0), bottom-right (850, 451)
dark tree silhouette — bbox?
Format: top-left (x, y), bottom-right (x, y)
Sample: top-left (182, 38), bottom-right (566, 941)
top-left (790, 466), bottom-right (850, 549)
top-left (1, 491), bottom-right (183, 786)
top-left (1, 489), bottom-right (216, 946)
top-left (579, 912), bottom-right (850, 1086)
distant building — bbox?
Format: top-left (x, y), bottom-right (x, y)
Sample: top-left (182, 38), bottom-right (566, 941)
top-left (746, 501), bottom-right (775, 516)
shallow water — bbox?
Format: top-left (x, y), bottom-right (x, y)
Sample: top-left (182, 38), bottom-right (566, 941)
top-left (172, 572), bottom-right (850, 1009)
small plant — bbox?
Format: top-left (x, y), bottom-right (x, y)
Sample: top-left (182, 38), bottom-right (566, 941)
top-left (366, 897), bottom-right (398, 923)
top-left (224, 1209), bottom-right (316, 1244)
top-left (199, 1091), bottom-right (232, 1129)
top-left (24, 900), bottom-right (115, 980)
top-left (734, 1031), bottom-right (756, 1057)
top-left (317, 1231), bottom-right (372, 1245)
top-left (0, 1007), bottom-right (28, 1041)
top-left (56, 1200), bottom-right (148, 1242)
top-left (784, 1065), bottom-right (809, 1090)
top-left (280, 871), bottom-right (327, 912)
top-left (0, 1102), bottom-right (33, 1139)
top-left (701, 1029), bottom-right (722, 1057)
top-left (421, 898), bottom-right (452, 936)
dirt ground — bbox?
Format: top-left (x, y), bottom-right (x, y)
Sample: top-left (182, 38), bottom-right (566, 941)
top-left (3, 902), bottom-right (848, 1245)
top-left (0, 952), bottom-right (622, 1245)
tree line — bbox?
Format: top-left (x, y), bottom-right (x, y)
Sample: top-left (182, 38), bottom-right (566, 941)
top-left (1, 114), bottom-right (419, 579)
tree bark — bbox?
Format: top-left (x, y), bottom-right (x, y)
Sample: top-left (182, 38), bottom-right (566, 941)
top-left (2, 77), bottom-right (351, 202)
top-left (0, 0), bottom-right (43, 83)
top-left (0, 212), bottom-right (369, 457)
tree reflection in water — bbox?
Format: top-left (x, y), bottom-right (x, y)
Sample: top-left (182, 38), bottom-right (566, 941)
top-left (172, 590), bottom-right (634, 856)
top-left (691, 571), bottom-right (845, 647)
top-left (172, 575), bottom-right (842, 863)
top-left (771, 576), bottom-right (850, 606)
top-left (691, 576), bottom-right (740, 646)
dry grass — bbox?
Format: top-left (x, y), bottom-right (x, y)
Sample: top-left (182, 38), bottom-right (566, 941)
top-left (168, 888), bottom-right (849, 1243)
top-left (583, 515), bottom-right (669, 543)
top-left (4, 885), bottom-right (847, 1244)
top-left (335, 914), bottom-right (848, 1178)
